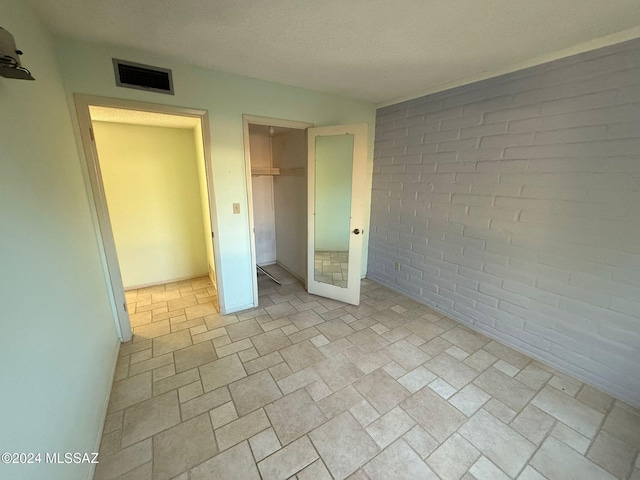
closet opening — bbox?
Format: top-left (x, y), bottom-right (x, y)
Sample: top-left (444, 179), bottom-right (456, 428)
top-left (243, 116), bottom-right (313, 304)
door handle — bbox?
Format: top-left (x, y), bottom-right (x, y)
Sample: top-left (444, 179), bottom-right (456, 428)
top-left (353, 228), bottom-right (363, 235)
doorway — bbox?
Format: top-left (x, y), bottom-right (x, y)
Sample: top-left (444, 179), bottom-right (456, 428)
top-left (243, 116), bottom-right (368, 307)
top-left (75, 95), bottom-right (222, 341)
top-left (243, 116), bottom-right (313, 304)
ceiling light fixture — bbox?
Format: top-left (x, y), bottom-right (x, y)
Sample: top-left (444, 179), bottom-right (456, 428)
top-left (0, 27), bottom-right (35, 80)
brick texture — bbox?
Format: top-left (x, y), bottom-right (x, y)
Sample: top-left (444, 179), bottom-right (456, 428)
top-left (368, 38), bottom-right (640, 406)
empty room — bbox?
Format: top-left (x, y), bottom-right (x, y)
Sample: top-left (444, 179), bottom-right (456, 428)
top-left (1, 1), bottom-right (639, 479)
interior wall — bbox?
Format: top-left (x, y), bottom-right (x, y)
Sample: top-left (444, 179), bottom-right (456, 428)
top-left (368, 38), bottom-right (640, 406)
top-left (249, 125), bottom-right (276, 265)
top-left (273, 129), bottom-right (307, 278)
top-left (314, 134), bottom-right (354, 251)
top-left (53, 38), bottom-right (375, 312)
top-left (93, 121), bottom-right (209, 288)
top-left (0, 1), bottom-right (119, 479)
top-left (194, 125), bottom-right (217, 286)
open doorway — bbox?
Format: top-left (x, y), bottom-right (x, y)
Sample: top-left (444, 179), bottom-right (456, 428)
top-left (243, 116), bottom-right (313, 305)
top-left (243, 116), bottom-right (369, 307)
top-left (76, 96), bottom-right (222, 341)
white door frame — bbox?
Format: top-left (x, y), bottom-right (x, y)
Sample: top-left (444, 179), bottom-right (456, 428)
top-left (242, 115), bottom-right (314, 307)
top-left (75, 94), bottom-right (225, 340)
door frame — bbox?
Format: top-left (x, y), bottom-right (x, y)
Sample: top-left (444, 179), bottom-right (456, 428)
top-left (242, 115), bottom-right (314, 307)
top-left (75, 94), bottom-right (225, 341)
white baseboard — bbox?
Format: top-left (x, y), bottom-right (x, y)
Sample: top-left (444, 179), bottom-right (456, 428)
top-left (275, 261), bottom-right (304, 283)
top-left (208, 263), bottom-right (217, 289)
top-left (124, 273), bottom-right (209, 291)
top-left (366, 273), bottom-right (640, 409)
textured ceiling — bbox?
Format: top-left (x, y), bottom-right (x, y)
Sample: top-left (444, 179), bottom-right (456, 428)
top-left (31, 0), bottom-right (640, 104)
top-left (89, 106), bottom-right (200, 129)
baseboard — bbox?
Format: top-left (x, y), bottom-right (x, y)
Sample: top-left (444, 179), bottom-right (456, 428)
top-left (208, 263), bottom-right (217, 289)
top-left (124, 273), bottom-right (209, 291)
top-left (275, 261), bottom-right (304, 283)
top-left (87, 337), bottom-right (121, 480)
top-left (366, 272), bottom-right (640, 409)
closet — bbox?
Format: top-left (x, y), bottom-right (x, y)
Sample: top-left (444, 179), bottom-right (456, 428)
top-left (248, 124), bottom-right (307, 284)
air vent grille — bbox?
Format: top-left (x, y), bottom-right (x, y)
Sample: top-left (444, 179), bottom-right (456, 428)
top-left (113, 59), bottom-right (174, 95)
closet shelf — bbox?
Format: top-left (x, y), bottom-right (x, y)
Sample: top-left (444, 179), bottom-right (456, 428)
top-left (251, 167), bottom-right (305, 177)
top-left (251, 167), bottom-right (280, 176)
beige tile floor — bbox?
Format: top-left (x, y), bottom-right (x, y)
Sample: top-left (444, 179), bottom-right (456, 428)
top-left (95, 267), bottom-right (640, 480)
top-left (314, 251), bottom-right (349, 287)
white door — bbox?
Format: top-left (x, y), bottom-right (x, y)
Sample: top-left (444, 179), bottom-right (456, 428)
top-left (307, 123), bottom-right (368, 306)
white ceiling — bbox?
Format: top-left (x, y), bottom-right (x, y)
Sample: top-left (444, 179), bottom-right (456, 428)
top-left (89, 106), bottom-right (200, 129)
top-left (31, 0), bottom-right (640, 104)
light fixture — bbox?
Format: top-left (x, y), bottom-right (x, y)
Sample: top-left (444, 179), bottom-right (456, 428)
top-left (0, 27), bottom-right (35, 80)
top-left (269, 126), bottom-right (275, 136)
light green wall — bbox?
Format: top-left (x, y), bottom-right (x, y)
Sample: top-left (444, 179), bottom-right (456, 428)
top-left (93, 122), bottom-right (209, 288)
top-left (0, 1), bottom-right (119, 479)
top-left (315, 134), bottom-right (354, 251)
top-left (53, 39), bottom-right (376, 311)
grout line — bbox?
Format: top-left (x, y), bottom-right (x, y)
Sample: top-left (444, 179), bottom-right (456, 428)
top-left (102, 276), bottom-right (637, 479)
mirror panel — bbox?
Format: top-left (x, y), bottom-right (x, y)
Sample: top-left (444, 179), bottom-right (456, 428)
top-left (314, 134), bottom-right (354, 288)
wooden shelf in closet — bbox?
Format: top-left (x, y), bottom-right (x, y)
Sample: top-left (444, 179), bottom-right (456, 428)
top-left (251, 167), bottom-right (280, 176)
top-left (251, 167), bottom-right (305, 177)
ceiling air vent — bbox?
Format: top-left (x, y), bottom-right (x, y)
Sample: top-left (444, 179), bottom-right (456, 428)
top-left (113, 59), bottom-right (174, 95)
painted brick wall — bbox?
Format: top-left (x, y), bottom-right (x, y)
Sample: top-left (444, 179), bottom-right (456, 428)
top-left (368, 38), bottom-right (640, 406)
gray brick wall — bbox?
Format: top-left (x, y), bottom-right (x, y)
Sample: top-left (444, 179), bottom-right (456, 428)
top-left (368, 38), bottom-right (640, 407)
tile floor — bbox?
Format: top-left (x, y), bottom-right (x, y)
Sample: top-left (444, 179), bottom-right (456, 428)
top-left (314, 251), bottom-right (349, 287)
top-left (95, 267), bottom-right (640, 480)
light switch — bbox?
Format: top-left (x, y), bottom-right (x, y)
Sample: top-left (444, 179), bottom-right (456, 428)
top-left (233, 203), bottom-right (240, 214)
